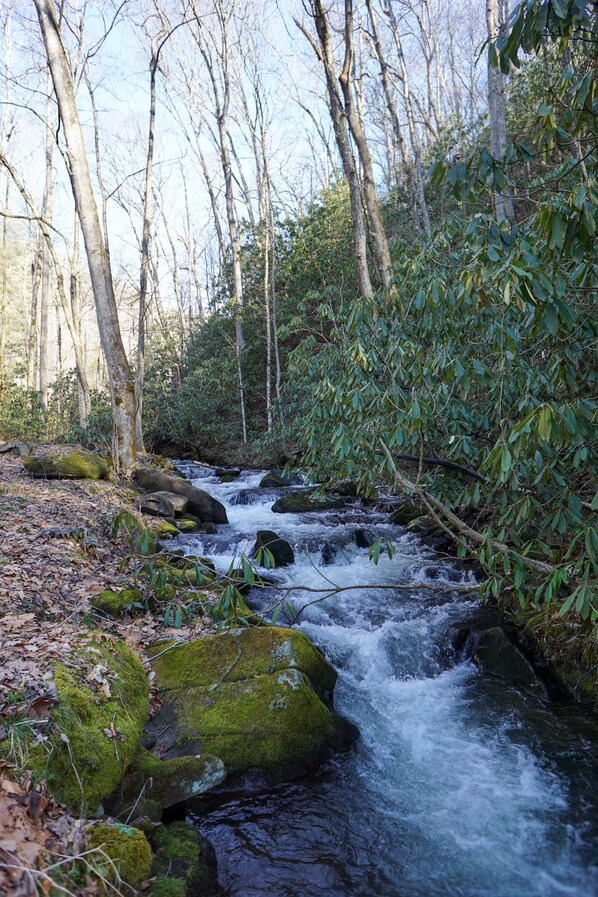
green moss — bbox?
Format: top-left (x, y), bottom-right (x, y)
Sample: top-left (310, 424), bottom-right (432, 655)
top-left (168, 670), bottom-right (342, 776)
top-left (146, 628), bottom-right (353, 781)
top-left (516, 613), bottom-right (598, 712)
top-left (24, 448), bottom-right (109, 480)
top-left (148, 880), bottom-right (187, 897)
top-left (30, 639), bottom-right (149, 810)
top-left (122, 748), bottom-right (225, 809)
top-left (174, 518), bottom-right (199, 533)
top-left (149, 821), bottom-right (212, 896)
top-left (151, 520), bottom-right (181, 539)
top-left (87, 822), bottom-right (152, 886)
top-left (148, 627), bottom-right (337, 694)
top-left (92, 588), bottom-right (143, 617)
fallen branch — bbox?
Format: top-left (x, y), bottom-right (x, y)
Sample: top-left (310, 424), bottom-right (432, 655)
top-left (379, 439), bottom-right (556, 577)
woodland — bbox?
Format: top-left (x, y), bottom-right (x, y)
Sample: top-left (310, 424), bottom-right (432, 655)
top-left (0, 1), bottom-right (597, 895)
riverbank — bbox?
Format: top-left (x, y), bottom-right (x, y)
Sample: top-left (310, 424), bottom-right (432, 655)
top-left (1, 450), bottom-right (596, 896)
top-left (0, 450), bottom-right (219, 894)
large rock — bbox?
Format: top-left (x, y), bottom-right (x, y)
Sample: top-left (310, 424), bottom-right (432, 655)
top-left (470, 627), bottom-right (550, 702)
top-left (139, 491), bottom-right (189, 518)
top-left (260, 470), bottom-right (292, 488)
top-left (23, 445), bottom-right (108, 480)
top-left (272, 491), bottom-right (345, 514)
top-left (215, 467), bottom-right (241, 478)
top-left (146, 628), bottom-right (357, 783)
top-left (252, 530), bottom-right (294, 567)
top-left (135, 467), bottom-right (228, 524)
top-left (121, 748), bottom-right (226, 811)
top-left (0, 639), bottom-right (149, 811)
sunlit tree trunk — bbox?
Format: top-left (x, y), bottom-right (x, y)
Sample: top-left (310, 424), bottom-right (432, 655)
top-left (34, 0), bottom-right (136, 473)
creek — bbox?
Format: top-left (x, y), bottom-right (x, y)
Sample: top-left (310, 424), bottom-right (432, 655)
top-left (171, 463), bottom-right (598, 897)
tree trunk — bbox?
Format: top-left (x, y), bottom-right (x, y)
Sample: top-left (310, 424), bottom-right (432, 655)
top-left (486, 0), bottom-right (514, 222)
top-left (39, 77), bottom-right (53, 418)
top-left (136, 29), bottom-right (166, 454)
top-left (34, 0), bottom-right (136, 474)
top-left (339, 0), bottom-right (392, 289)
top-left (305, 2), bottom-right (374, 299)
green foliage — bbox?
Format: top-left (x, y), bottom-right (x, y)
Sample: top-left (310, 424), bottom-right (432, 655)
top-left (0, 372), bottom-right (111, 448)
top-left (287, 2), bottom-right (597, 623)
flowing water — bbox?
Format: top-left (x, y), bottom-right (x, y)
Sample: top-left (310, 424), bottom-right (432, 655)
top-left (171, 463), bottom-right (598, 897)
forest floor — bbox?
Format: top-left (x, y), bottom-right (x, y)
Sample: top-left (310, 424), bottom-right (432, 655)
top-left (0, 451), bottom-right (212, 896)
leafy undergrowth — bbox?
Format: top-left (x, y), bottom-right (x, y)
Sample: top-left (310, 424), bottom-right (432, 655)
top-left (0, 452), bottom-right (216, 895)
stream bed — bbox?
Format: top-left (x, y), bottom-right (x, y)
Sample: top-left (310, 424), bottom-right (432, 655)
top-left (171, 463), bottom-right (598, 897)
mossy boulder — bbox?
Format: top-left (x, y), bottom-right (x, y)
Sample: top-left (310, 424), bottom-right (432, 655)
top-left (272, 491), bottom-right (345, 514)
top-left (87, 822), bottom-right (152, 887)
top-left (23, 445), bottom-right (109, 480)
top-left (92, 588), bottom-right (144, 617)
top-left (150, 519), bottom-right (181, 539)
top-left (149, 822), bottom-right (216, 897)
top-left (28, 639), bottom-right (148, 810)
top-left (145, 628), bottom-right (357, 783)
top-left (175, 517), bottom-right (199, 533)
top-left (121, 748), bottom-right (226, 811)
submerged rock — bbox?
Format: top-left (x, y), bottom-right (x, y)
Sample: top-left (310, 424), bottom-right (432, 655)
top-left (23, 445), bottom-right (109, 480)
top-left (146, 628), bottom-right (357, 783)
top-left (469, 627), bottom-right (550, 702)
top-left (272, 491), bottom-right (345, 514)
top-left (252, 529), bottom-right (295, 567)
top-left (135, 467), bottom-right (228, 524)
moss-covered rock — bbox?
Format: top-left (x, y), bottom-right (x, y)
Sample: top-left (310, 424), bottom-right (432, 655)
top-left (149, 821), bottom-right (215, 897)
top-left (175, 517), bottom-right (199, 533)
top-left (145, 628), bottom-right (357, 782)
top-left (272, 491), bottom-right (345, 513)
top-left (150, 519), bottom-right (181, 539)
top-left (23, 445), bottom-right (109, 480)
top-left (87, 822), bottom-right (152, 886)
top-left (29, 639), bottom-right (149, 810)
top-left (92, 588), bottom-right (143, 617)
top-left (122, 748), bottom-right (226, 810)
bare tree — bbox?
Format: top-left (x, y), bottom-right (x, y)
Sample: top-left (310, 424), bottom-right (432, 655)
top-left (298, 2), bottom-right (374, 298)
top-left (188, 0), bottom-right (248, 443)
top-left (34, 0), bottom-right (136, 472)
